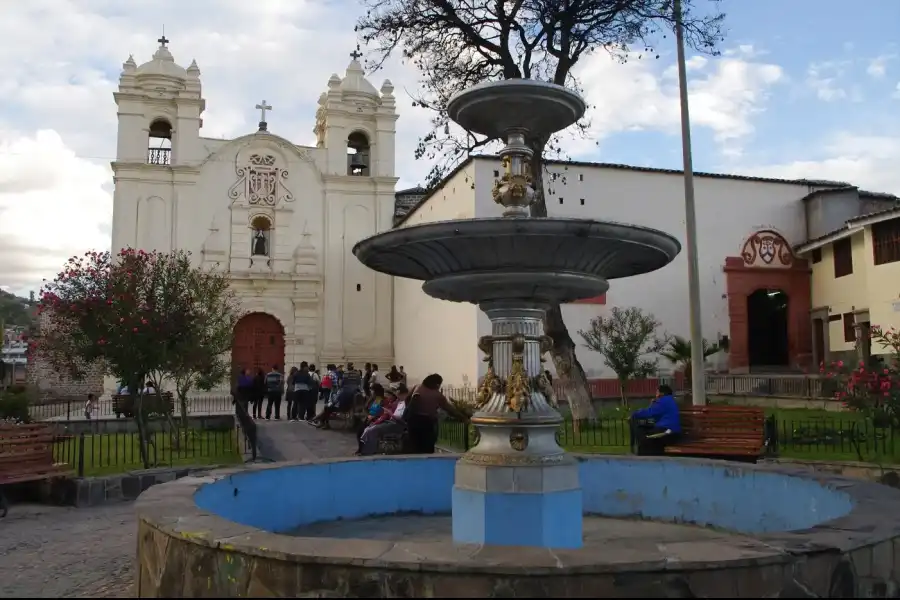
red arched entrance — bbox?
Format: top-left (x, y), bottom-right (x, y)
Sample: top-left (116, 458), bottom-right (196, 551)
top-left (724, 230), bottom-right (812, 372)
top-left (232, 313), bottom-right (285, 379)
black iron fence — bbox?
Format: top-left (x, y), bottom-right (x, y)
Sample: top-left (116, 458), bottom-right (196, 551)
top-left (53, 419), bottom-right (245, 477)
top-left (437, 414), bottom-right (900, 464)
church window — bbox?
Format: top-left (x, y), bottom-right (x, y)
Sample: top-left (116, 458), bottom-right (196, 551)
top-left (148, 119), bottom-right (172, 165)
top-left (832, 238), bottom-right (853, 278)
top-left (872, 218), bottom-right (900, 266)
top-left (250, 216), bottom-right (272, 257)
top-left (347, 131), bottom-right (370, 176)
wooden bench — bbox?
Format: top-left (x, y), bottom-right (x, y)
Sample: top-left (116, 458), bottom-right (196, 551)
top-left (663, 405), bottom-right (766, 462)
top-left (324, 392), bottom-right (367, 429)
top-left (0, 423), bottom-right (72, 518)
top-left (113, 392), bottom-right (175, 419)
top-left (378, 430), bottom-right (410, 455)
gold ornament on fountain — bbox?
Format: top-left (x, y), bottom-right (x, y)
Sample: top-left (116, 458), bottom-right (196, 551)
top-left (534, 371), bottom-right (558, 408)
top-left (505, 334), bottom-right (530, 412)
top-left (476, 366), bottom-right (498, 409)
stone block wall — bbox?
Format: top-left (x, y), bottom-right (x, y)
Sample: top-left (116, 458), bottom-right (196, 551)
top-left (25, 311), bottom-right (104, 402)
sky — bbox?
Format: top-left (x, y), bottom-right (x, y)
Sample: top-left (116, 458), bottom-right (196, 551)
top-left (1, 0), bottom-right (899, 297)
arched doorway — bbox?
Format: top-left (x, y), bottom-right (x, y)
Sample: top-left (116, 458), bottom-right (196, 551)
top-left (724, 229), bottom-right (812, 372)
top-left (747, 289), bottom-right (789, 368)
top-left (231, 313), bottom-right (285, 380)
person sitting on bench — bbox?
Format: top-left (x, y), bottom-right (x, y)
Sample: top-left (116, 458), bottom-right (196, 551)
top-left (631, 384), bottom-right (682, 456)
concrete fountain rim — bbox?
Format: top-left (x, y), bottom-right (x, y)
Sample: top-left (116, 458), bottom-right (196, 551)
top-left (135, 454), bottom-right (900, 576)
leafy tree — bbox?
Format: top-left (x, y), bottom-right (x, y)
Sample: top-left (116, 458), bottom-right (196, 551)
top-left (357, 0), bottom-right (724, 419)
top-left (578, 307), bottom-right (667, 406)
top-left (660, 334), bottom-right (719, 384)
top-left (34, 248), bottom-right (240, 463)
top-left (164, 265), bottom-right (240, 432)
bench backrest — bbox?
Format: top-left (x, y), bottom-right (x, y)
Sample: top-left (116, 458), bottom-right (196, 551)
top-left (679, 405), bottom-right (765, 442)
top-left (0, 424), bottom-right (57, 474)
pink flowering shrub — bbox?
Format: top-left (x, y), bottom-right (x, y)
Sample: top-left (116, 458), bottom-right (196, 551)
top-left (822, 326), bottom-right (900, 428)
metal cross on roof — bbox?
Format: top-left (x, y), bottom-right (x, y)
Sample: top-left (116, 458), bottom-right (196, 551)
top-left (350, 49), bottom-right (363, 61)
top-left (158, 34), bottom-right (169, 47)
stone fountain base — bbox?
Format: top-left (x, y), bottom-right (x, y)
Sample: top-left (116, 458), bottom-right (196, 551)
top-left (135, 455), bottom-right (900, 598)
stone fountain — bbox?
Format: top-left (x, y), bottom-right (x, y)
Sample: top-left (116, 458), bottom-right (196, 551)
top-left (352, 79), bottom-right (681, 549)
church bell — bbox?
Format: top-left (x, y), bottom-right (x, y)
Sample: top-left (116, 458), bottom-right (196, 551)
top-left (349, 153), bottom-right (368, 175)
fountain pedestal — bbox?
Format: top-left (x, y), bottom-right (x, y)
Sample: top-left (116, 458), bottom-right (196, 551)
top-left (451, 301), bottom-right (582, 548)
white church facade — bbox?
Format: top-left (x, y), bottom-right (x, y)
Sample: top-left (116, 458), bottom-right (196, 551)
top-left (110, 38), bottom-right (397, 382)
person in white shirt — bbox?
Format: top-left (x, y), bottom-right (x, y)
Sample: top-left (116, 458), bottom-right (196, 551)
top-left (370, 364), bottom-right (390, 389)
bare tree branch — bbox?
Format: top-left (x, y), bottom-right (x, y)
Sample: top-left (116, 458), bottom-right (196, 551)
top-left (357, 0), bottom-right (725, 418)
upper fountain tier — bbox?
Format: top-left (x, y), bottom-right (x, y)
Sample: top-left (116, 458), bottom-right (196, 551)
top-left (353, 218), bottom-right (681, 305)
top-left (448, 79), bottom-right (586, 139)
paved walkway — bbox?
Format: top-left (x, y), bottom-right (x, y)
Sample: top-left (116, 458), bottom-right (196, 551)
top-left (255, 418), bottom-right (359, 461)
top-left (0, 418), bottom-right (359, 597)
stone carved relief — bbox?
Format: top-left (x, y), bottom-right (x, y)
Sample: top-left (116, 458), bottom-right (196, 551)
top-left (228, 153), bottom-right (294, 206)
top-left (293, 220), bottom-right (317, 275)
top-left (741, 229), bottom-right (794, 268)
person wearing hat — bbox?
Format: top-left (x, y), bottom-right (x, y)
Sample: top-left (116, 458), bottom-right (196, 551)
top-left (358, 383), bottom-right (409, 456)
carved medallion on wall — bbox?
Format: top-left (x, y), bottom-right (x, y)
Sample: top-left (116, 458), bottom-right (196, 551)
top-left (741, 229), bottom-right (794, 268)
top-left (228, 153), bottom-right (295, 206)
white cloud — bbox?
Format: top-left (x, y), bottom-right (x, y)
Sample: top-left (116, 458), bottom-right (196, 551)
top-left (806, 60), bottom-right (850, 102)
top-left (571, 45), bottom-right (783, 156)
top-left (736, 133), bottom-right (900, 196)
top-left (867, 54), bottom-right (896, 78)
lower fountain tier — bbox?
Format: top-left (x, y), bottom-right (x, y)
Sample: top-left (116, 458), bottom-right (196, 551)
top-left (353, 217), bottom-right (681, 304)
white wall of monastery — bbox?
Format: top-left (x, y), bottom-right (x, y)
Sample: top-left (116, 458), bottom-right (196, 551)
top-left (384, 158), bottom-right (809, 381)
top-left (393, 163), bottom-right (479, 386)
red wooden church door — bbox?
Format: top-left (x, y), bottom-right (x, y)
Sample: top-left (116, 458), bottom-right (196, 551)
top-left (231, 313), bottom-right (285, 379)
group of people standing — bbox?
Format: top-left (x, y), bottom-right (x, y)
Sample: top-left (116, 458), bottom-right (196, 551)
top-left (234, 362), bottom-right (410, 426)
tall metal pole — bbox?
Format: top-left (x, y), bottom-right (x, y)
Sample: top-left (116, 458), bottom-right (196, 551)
top-left (674, 0), bottom-right (707, 405)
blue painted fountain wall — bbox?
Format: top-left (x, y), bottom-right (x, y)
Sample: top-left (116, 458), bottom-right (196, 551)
top-left (194, 456), bottom-right (853, 535)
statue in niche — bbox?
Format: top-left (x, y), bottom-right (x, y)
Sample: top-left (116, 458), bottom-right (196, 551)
top-left (252, 229), bottom-right (268, 256)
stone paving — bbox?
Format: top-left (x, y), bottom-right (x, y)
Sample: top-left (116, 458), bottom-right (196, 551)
top-left (0, 419), bottom-right (356, 598)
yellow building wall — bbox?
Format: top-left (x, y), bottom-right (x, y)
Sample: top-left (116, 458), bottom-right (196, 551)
top-left (392, 164), bottom-right (479, 386)
top-left (862, 229), bottom-right (900, 355)
top-left (811, 226), bottom-right (900, 357)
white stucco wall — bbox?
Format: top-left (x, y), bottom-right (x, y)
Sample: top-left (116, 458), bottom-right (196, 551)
top-left (469, 158), bottom-right (812, 376)
top-left (392, 163), bottom-right (479, 387)
top-left (395, 157), bottom-right (809, 379)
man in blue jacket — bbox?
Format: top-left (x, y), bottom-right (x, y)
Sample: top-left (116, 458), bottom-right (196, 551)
top-left (631, 384), bottom-right (682, 455)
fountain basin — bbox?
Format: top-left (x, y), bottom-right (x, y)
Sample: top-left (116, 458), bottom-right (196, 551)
top-left (447, 79), bottom-right (587, 138)
top-left (353, 218), bottom-right (680, 303)
top-left (135, 455), bottom-right (900, 597)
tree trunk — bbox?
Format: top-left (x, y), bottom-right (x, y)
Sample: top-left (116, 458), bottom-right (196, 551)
top-left (528, 146), bottom-right (596, 424)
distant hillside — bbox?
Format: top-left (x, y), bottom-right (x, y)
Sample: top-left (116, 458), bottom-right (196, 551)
top-left (0, 289), bottom-right (34, 328)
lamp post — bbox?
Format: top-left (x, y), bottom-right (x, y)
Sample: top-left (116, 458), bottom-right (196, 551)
top-left (674, 0), bottom-right (707, 405)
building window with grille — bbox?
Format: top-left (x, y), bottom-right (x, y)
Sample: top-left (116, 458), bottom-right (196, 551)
top-left (833, 238), bottom-right (853, 278)
top-left (872, 218), bottom-right (900, 266)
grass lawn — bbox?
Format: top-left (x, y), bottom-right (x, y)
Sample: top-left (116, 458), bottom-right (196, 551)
top-left (54, 429), bottom-right (243, 477)
top-left (439, 402), bottom-right (900, 464)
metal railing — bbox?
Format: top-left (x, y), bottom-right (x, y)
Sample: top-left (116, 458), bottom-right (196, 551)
top-left (27, 395), bottom-right (234, 422)
top-left (442, 373), bottom-right (834, 403)
top-left (147, 147), bottom-right (171, 165)
top-left (437, 414), bottom-right (900, 464)
top-left (53, 420), bottom-right (243, 477)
